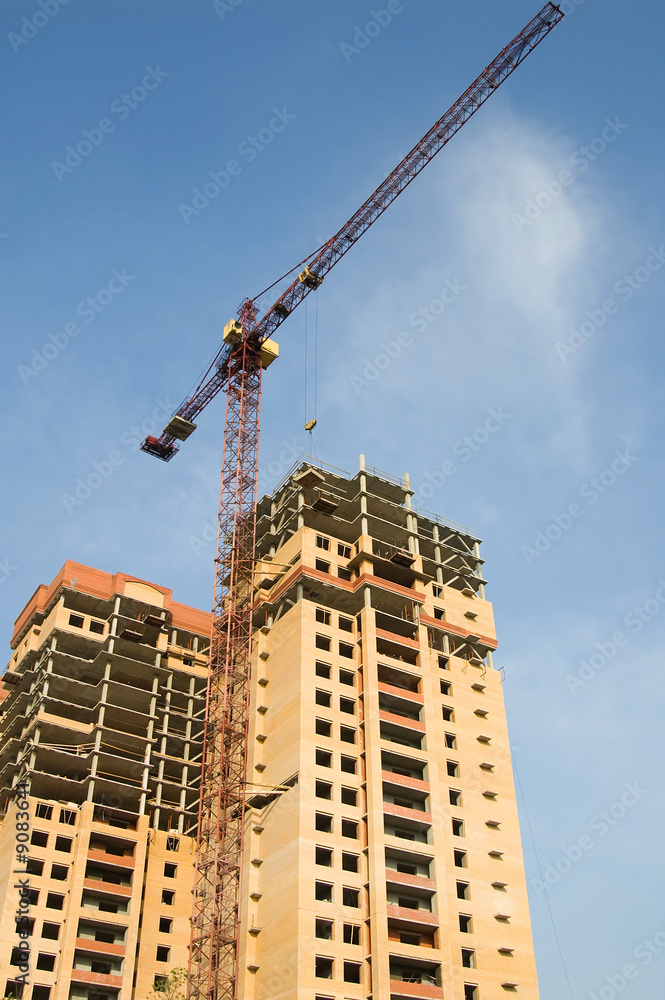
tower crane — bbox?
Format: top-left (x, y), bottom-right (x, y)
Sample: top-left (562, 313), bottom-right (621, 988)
top-left (141, 5), bottom-right (564, 999)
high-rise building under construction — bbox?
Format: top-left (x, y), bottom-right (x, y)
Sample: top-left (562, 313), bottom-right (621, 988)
top-left (0, 459), bottom-right (539, 1000)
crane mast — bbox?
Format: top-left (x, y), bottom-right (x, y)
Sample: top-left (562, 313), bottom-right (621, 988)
top-left (142, 6), bottom-right (564, 1000)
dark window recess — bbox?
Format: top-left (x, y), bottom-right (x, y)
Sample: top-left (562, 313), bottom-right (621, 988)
top-left (462, 949), bottom-right (475, 968)
top-left (315, 957), bottom-right (333, 979)
top-left (35, 804), bottom-right (52, 820)
top-left (315, 918), bottom-right (333, 940)
top-left (432, 584), bottom-right (443, 597)
top-left (154, 976), bottom-right (168, 989)
top-left (32, 988), bottom-right (51, 1000)
top-left (342, 887), bottom-right (359, 908)
top-left (439, 655), bottom-right (450, 670)
top-left (459, 914), bottom-right (473, 933)
top-left (316, 608), bottom-right (331, 625)
top-left (50, 865), bottom-right (68, 881)
top-left (316, 749), bottom-right (332, 768)
top-left (443, 706), bottom-right (454, 722)
top-left (340, 726), bottom-right (356, 744)
top-left (156, 946), bottom-right (170, 962)
top-left (452, 819), bottom-right (465, 837)
top-left (397, 896), bottom-right (420, 910)
top-left (340, 698), bottom-right (355, 715)
top-left (59, 808), bottom-right (76, 826)
top-left (315, 781), bottom-right (332, 800)
top-left (54, 836), bottom-right (72, 853)
top-left (339, 643), bottom-right (354, 659)
top-left (315, 882), bottom-right (333, 902)
top-left (341, 787), bottom-right (357, 807)
top-left (45, 894), bottom-right (64, 910)
top-left (94, 930), bottom-right (115, 944)
top-left (338, 543), bottom-right (352, 559)
top-left (36, 955), bottom-right (55, 972)
top-left (159, 917), bottom-right (172, 933)
top-left (339, 669), bottom-right (354, 686)
top-left (449, 789), bottom-right (462, 807)
top-left (338, 567), bottom-right (352, 582)
top-left (457, 881), bottom-right (471, 900)
top-left (343, 923), bottom-right (360, 945)
top-left (316, 846), bottom-right (333, 867)
top-left (454, 851), bottom-right (468, 869)
top-left (343, 962), bottom-right (361, 984)
top-left (316, 535), bottom-right (330, 551)
top-left (315, 661), bottom-right (331, 678)
top-left (166, 836), bottom-right (179, 852)
top-left (341, 819), bottom-right (358, 839)
top-left (161, 890), bottom-right (175, 905)
top-left (434, 608), bottom-right (445, 620)
top-left (31, 831), bottom-right (48, 847)
top-left (89, 620), bottom-right (105, 634)
top-left (447, 761), bottom-right (459, 777)
top-left (315, 559), bottom-right (331, 574)
top-left (400, 932), bottom-right (421, 946)
top-left (340, 756), bottom-right (356, 774)
top-left (396, 863), bottom-right (417, 875)
top-left (315, 635), bottom-right (331, 652)
top-left (68, 613), bottom-right (84, 628)
top-left (15, 918), bottom-right (34, 936)
top-left (315, 690), bottom-right (332, 708)
top-left (315, 719), bottom-right (332, 738)
top-left (445, 733), bottom-right (457, 749)
top-left (25, 859), bottom-right (44, 876)
top-left (315, 813), bottom-right (333, 834)
top-left (5, 982), bottom-right (25, 1000)
top-left (464, 986), bottom-right (479, 1000)
top-left (26, 890), bottom-right (39, 906)
top-left (342, 852), bottom-right (358, 873)
top-left (441, 680), bottom-right (452, 695)
top-left (338, 616), bottom-right (353, 633)
top-left (164, 863), bottom-right (177, 878)
top-left (98, 900), bottom-right (118, 913)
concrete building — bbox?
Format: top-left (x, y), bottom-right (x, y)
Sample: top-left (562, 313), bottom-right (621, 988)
top-left (0, 563), bottom-right (210, 1000)
top-left (239, 458), bottom-right (539, 1000)
top-left (1, 457), bottom-right (539, 1000)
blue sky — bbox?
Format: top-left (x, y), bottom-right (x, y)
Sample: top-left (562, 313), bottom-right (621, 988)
top-left (2, 1), bottom-right (664, 996)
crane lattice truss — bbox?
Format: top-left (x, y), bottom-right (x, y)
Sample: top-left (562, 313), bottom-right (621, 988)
top-left (141, 5), bottom-right (564, 1000)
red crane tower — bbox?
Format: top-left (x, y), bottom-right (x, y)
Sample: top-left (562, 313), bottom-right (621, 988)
top-left (141, 5), bottom-right (564, 999)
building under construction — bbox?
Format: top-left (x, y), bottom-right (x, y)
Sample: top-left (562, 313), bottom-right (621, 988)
top-left (0, 563), bottom-right (210, 1000)
top-left (1, 459), bottom-right (540, 1000)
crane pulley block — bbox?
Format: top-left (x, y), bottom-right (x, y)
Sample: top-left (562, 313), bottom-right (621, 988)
top-left (298, 266), bottom-right (323, 290)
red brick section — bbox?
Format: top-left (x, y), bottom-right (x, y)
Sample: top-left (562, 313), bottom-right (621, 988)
top-left (388, 978), bottom-right (443, 998)
top-left (70, 970), bottom-right (123, 988)
top-left (74, 938), bottom-right (125, 957)
top-left (381, 771), bottom-right (430, 794)
top-left (384, 868), bottom-right (436, 892)
top-left (11, 559), bottom-right (211, 647)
